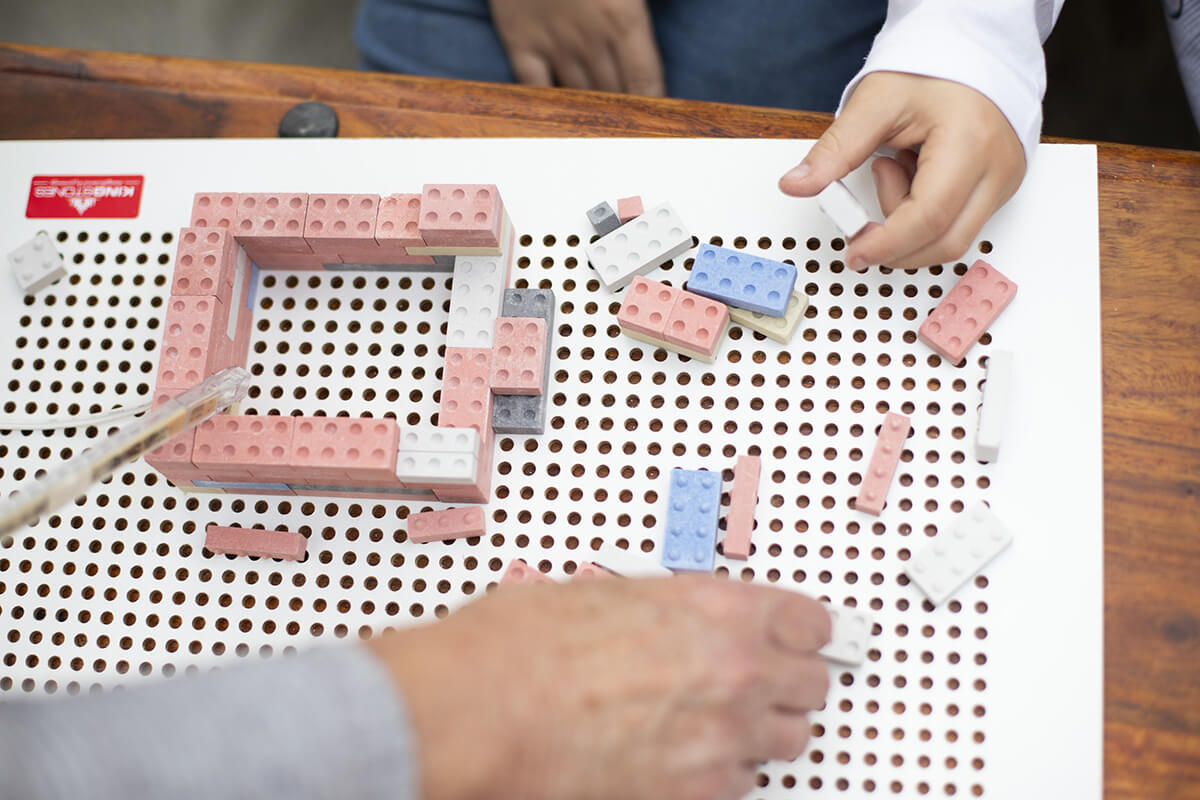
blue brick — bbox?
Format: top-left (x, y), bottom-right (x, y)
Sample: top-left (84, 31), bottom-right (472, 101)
top-left (661, 468), bottom-right (722, 572)
top-left (686, 244), bottom-right (797, 317)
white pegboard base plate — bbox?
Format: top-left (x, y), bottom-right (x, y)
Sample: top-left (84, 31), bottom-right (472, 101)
top-left (0, 139), bottom-right (1103, 799)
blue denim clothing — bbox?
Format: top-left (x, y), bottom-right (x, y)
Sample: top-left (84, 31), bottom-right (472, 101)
top-left (355, 0), bottom-right (887, 112)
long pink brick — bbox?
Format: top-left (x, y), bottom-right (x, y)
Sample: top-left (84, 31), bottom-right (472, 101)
top-left (304, 193), bottom-right (381, 256)
top-left (155, 295), bottom-right (233, 390)
top-left (290, 417), bottom-right (401, 484)
top-left (855, 412), bottom-right (911, 516)
top-left (439, 347), bottom-right (493, 440)
top-left (407, 506), bottom-right (487, 543)
top-left (918, 260), bottom-right (1018, 364)
top-left (500, 558), bottom-right (553, 586)
top-left (490, 317), bottom-right (547, 396)
top-left (193, 415), bottom-right (295, 483)
top-left (723, 454), bottom-right (761, 560)
top-left (419, 184), bottom-right (504, 247)
top-left (205, 525), bottom-right (307, 561)
top-left (172, 227), bottom-right (238, 297)
top-left (618, 276), bottom-right (680, 339)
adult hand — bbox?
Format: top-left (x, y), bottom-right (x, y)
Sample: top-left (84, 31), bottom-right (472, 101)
top-left (370, 575), bottom-right (832, 800)
top-left (487, 0), bottom-right (665, 96)
top-left (779, 71), bottom-right (1026, 271)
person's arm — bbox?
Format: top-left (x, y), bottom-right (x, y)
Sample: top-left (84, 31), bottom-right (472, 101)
top-left (5, 576), bottom-right (832, 800)
top-left (781, 0), bottom-right (1066, 271)
top-left (2, 646), bottom-right (418, 800)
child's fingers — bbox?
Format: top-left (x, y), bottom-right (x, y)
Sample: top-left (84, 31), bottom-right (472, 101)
top-left (778, 84), bottom-right (902, 198)
top-left (871, 157), bottom-right (912, 217)
top-left (868, 181), bottom-right (995, 270)
top-left (846, 131), bottom-right (986, 269)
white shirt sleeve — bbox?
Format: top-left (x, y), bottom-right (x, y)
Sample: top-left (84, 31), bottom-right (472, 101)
top-left (840, 0), bottom-right (1066, 166)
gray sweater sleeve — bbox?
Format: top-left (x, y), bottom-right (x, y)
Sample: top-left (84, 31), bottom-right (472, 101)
top-left (1, 645), bottom-right (419, 800)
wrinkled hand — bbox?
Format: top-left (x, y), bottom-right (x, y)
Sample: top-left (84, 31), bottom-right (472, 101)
top-left (779, 71), bottom-right (1026, 271)
top-left (488, 0), bottom-right (664, 95)
top-left (370, 576), bottom-right (831, 800)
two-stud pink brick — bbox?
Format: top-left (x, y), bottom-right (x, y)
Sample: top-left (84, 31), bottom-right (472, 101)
top-left (855, 412), bottom-right (911, 516)
top-left (490, 317), bottom-right (547, 395)
top-left (918, 260), bottom-right (1017, 364)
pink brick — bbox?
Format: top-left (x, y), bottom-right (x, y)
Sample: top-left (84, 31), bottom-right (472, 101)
top-left (407, 506), bottom-right (487, 543)
top-left (664, 291), bottom-right (728, 357)
top-left (490, 317), bottom-right (547, 396)
top-left (617, 196), bottom-right (643, 224)
top-left (156, 295), bottom-right (233, 390)
top-left (172, 227), bottom-right (238, 296)
top-left (500, 558), bottom-right (553, 585)
top-left (574, 561), bottom-right (616, 579)
top-left (304, 193), bottom-right (381, 255)
top-left (431, 434), bottom-right (494, 504)
top-left (144, 387), bottom-right (206, 485)
top-left (190, 192), bottom-right (239, 229)
top-left (618, 276), bottom-right (680, 339)
top-left (918, 260), bottom-right (1018, 364)
top-left (419, 184), bottom-right (504, 247)
top-left (290, 416), bottom-right (401, 484)
top-left (205, 524), bottom-right (307, 561)
top-left (234, 193), bottom-right (313, 266)
top-left (855, 412), bottom-right (911, 516)
top-left (193, 415), bottom-right (295, 482)
top-left (375, 193), bottom-right (426, 248)
top-left (439, 347), bottom-right (493, 440)
top-left (723, 455), bottom-right (761, 561)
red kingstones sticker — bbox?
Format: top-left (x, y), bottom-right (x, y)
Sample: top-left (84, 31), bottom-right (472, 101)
top-left (26, 175), bottom-right (144, 218)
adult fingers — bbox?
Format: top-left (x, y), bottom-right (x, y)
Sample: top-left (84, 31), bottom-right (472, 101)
top-left (582, 41), bottom-right (624, 93)
top-left (765, 654), bottom-right (830, 713)
top-left (763, 588), bottom-right (831, 654)
top-left (846, 130), bottom-right (986, 270)
top-left (508, 49), bottom-right (553, 87)
top-left (551, 54), bottom-right (595, 91)
top-left (612, 7), bottom-right (665, 95)
top-left (778, 88), bottom-right (901, 198)
top-left (753, 711), bottom-right (814, 762)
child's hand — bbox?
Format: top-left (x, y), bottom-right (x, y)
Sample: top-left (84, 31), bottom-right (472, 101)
top-left (488, 0), bottom-right (665, 96)
top-left (779, 71), bottom-right (1026, 271)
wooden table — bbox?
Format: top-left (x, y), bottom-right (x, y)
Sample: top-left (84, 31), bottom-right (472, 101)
top-left (2, 43), bottom-right (1198, 799)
